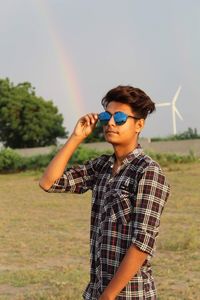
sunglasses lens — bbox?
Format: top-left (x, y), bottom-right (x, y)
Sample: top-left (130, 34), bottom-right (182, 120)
top-left (98, 112), bottom-right (111, 125)
top-left (114, 112), bottom-right (127, 125)
top-left (99, 111), bottom-right (129, 126)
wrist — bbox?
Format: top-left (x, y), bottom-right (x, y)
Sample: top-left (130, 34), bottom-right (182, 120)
top-left (70, 132), bottom-right (84, 144)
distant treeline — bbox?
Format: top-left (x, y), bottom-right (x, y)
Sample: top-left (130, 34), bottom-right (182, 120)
top-left (151, 127), bottom-right (200, 142)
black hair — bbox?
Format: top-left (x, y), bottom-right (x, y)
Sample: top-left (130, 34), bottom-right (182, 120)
top-left (101, 85), bottom-right (155, 119)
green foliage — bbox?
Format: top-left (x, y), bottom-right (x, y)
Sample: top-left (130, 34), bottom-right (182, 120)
top-left (146, 150), bottom-right (198, 166)
top-left (22, 148), bottom-right (59, 171)
top-left (84, 123), bottom-right (104, 143)
top-left (0, 148), bottom-right (23, 172)
top-left (151, 127), bottom-right (200, 141)
top-left (176, 127), bottom-right (200, 139)
top-left (69, 146), bottom-right (111, 165)
top-left (0, 78), bottom-right (68, 148)
top-left (0, 146), bottom-right (110, 173)
top-left (0, 146), bottom-right (199, 173)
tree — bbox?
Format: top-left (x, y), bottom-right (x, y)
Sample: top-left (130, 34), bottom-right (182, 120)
top-left (0, 78), bottom-right (68, 148)
top-left (177, 127), bottom-right (200, 140)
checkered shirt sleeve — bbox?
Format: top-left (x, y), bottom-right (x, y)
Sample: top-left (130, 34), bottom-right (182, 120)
top-left (47, 156), bottom-right (103, 194)
top-left (132, 163), bottom-right (170, 256)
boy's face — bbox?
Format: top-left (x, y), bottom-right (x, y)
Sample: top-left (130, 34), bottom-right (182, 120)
top-left (102, 101), bottom-right (145, 146)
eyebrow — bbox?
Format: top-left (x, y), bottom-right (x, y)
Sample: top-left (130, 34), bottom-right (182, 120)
top-left (105, 110), bottom-right (141, 120)
top-left (105, 110), bottom-right (124, 114)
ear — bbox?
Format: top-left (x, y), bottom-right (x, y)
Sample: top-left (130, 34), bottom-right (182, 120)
top-left (135, 119), bottom-right (145, 133)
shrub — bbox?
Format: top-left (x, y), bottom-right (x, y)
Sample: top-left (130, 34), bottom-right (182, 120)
top-left (0, 146), bottom-right (111, 173)
top-left (146, 151), bottom-right (199, 166)
top-left (21, 147), bottom-right (58, 171)
top-left (69, 146), bottom-right (111, 166)
top-left (0, 148), bottom-right (23, 172)
top-left (0, 146), bottom-right (199, 174)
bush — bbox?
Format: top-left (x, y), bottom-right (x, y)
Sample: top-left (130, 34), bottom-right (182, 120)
top-left (0, 146), bottom-right (111, 173)
top-left (0, 148), bottom-right (24, 172)
top-left (22, 150), bottom-right (58, 171)
top-left (0, 147), bottom-right (59, 173)
top-left (0, 146), bottom-right (199, 174)
top-left (146, 150), bottom-right (199, 166)
top-left (69, 146), bottom-right (111, 165)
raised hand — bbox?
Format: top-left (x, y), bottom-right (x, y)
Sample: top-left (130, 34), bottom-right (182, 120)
top-left (72, 113), bottom-right (99, 140)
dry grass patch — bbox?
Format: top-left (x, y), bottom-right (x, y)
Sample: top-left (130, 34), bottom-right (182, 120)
top-left (0, 164), bottom-right (200, 299)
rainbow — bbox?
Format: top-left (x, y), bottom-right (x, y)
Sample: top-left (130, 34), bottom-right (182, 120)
top-left (34, 0), bottom-right (84, 117)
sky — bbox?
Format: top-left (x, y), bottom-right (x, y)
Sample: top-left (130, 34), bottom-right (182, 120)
top-left (0, 0), bottom-right (199, 138)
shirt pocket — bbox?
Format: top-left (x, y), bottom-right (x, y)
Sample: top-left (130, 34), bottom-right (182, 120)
top-left (109, 190), bottom-right (133, 225)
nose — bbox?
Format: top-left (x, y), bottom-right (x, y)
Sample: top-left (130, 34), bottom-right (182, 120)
top-left (107, 115), bottom-right (115, 126)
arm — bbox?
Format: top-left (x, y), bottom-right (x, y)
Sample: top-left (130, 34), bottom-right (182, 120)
top-left (39, 113), bottom-right (98, 191)
top-left (99, 244), bottom-right (148, 300)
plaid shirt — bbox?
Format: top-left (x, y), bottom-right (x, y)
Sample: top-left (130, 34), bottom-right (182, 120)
top-left (48, 145), bottom-right (170, 299)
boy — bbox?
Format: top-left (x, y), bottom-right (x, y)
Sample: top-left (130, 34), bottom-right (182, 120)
top-left (39, 85), bottom-right (170, 299)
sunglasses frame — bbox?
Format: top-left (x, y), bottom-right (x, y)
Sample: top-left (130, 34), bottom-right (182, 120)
top-left (98, 111), bottom-right (140, 126)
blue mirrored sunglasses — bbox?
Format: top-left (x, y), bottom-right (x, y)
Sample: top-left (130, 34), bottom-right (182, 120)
top-left (98, 111), bottom-right (140, 126)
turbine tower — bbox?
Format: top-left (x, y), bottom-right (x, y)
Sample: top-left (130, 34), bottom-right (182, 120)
top-left (156, 86), bottom-right (183, 135)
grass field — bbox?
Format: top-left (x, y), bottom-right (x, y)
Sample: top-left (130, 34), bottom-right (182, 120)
top-left (0, 163), bottom-right (200, 300)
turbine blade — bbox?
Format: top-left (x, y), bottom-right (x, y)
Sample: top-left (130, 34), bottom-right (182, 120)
top-left (172, 86), bottom-right (182, 104)
top-left (156, 102), bottom-right (171, 107)
top-left (174, 107), bottom-right (183, 120)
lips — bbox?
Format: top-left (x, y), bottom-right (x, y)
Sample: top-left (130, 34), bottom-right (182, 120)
top-left (105, 130), bottom-right (118, 134)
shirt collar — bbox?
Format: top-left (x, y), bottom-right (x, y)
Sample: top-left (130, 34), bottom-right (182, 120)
top-left (108, 144), bottom-right (144, 167)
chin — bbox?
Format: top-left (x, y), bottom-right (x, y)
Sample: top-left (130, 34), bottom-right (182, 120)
top-left (105, 136), bottom-right (121, 145)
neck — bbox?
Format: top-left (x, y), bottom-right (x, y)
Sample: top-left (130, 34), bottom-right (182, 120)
top-left (112, 140), bottom-right (138, 165)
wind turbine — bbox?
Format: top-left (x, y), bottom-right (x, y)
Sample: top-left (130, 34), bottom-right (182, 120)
top-left (156, 86), bottom-right (183, 135)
